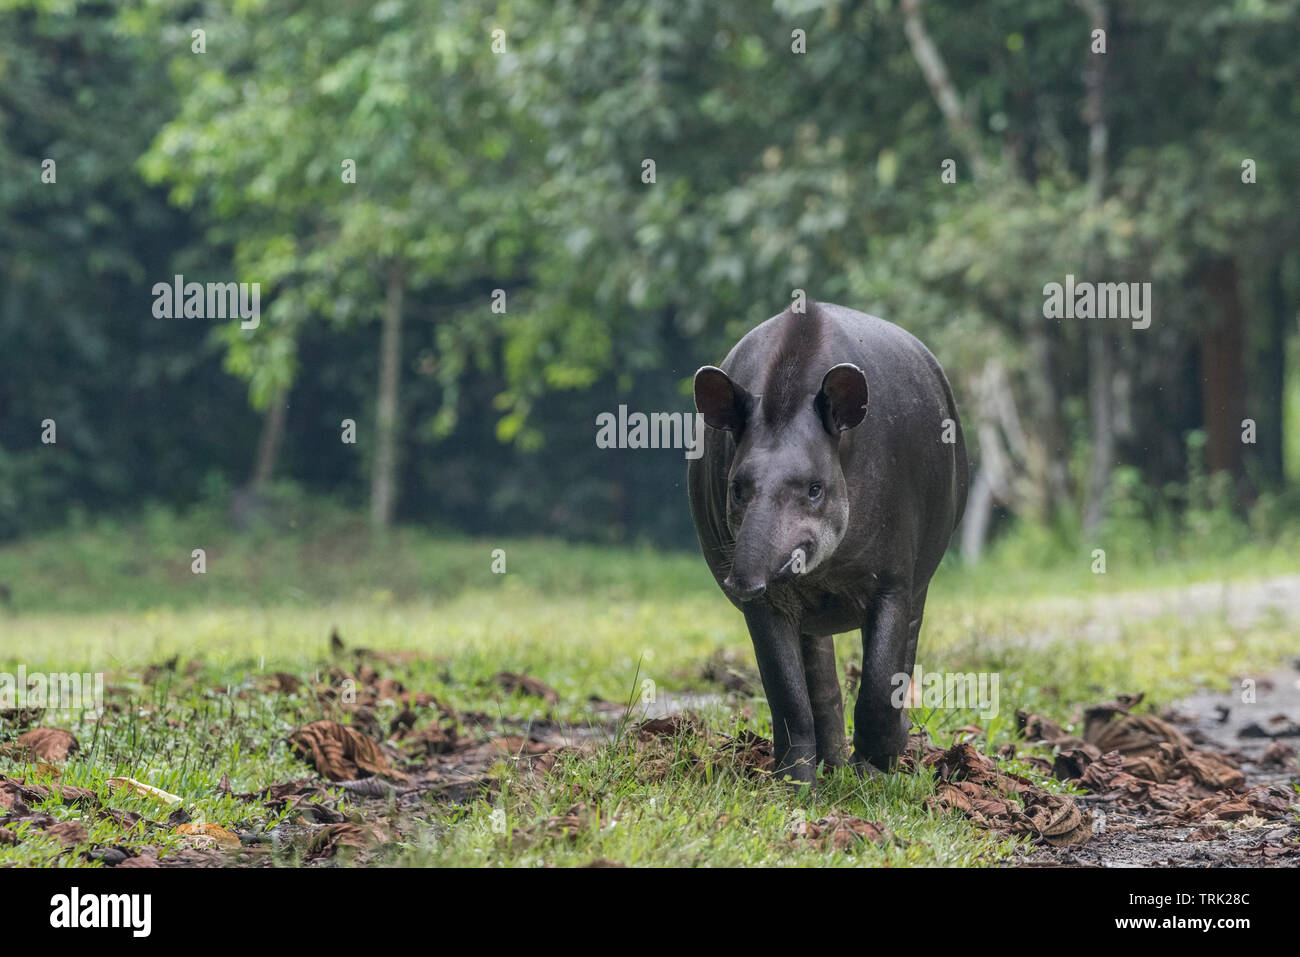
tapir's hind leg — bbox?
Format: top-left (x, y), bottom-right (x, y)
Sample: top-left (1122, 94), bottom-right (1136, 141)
top-left (904, 583), bottom-right (929, 682)
top-left (800, 633), bottom-right (848, 769)
top-left (851, 589), bottom-right (912, 770)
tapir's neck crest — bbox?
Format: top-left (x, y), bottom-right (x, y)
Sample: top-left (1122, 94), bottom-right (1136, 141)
top-left (760, 303), bottom-right (824, 429)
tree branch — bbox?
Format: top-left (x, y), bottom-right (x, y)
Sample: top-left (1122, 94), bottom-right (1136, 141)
top-left (900, 0), bottom-right (989, 180)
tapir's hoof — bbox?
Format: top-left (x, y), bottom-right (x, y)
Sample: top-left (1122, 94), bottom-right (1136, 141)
top-left (773, 763), bottom-right (817, 787)
top-left (849, 753), bottom-right (885, 778)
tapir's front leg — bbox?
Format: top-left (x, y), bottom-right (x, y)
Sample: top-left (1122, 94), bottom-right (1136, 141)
top-left (742, 604), bottom-right (816, 783)
top-left (853, 589), bottom-right (912, 770)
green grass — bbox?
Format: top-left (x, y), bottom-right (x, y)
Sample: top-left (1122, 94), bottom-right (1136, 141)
top-left (0, 503), bottom-right (1296, 867)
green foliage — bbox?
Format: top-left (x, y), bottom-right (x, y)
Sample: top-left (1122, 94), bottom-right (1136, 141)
top-left (1, 0), bottom-right (1298, 544)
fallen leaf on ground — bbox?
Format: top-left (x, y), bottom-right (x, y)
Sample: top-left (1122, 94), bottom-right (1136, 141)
top-left (635, 713), bottom-right (703, 738)
top-left (494, 672), bottom-right (559, 704)
top-left (308, 822), bottom-right (386, 859)
top-left (44, 821), bottom-right (87, 847)
top-left (289, 720), bottom-right (393, 780)
top-left (788, 815), bottom-right (892, 852)
top-left (1258, 740), bottom-right (1296, 768)
top-left (8, 728), bottom-right (78, 763)
top-left (105, 778), bottom-right (183, 806)
top-left (174, 821), bottom-right (242, 850)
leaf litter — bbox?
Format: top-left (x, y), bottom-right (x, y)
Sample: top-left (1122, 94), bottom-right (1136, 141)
top-left (3, 635), bottom-right (1296, 867)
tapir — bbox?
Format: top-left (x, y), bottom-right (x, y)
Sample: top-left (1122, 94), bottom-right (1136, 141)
top-left (687, 301), bottom-right (968, 782)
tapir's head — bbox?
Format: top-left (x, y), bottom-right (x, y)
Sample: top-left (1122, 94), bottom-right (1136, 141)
top-left (693, 361), bottom-right (869, 601)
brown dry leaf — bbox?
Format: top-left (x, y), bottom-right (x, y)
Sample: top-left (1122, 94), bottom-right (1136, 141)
top-left (494, 672), bottom-right (559, 704)
top-left (636, 713), bottom-right (703, 738)
top-left (267, 672), bottom-right (301, 693)
top-left (174, 821), bottom-right (242, 850)
top-left (1259, 740), bottom-right (1296, 768)
top-left (284, 794), bottom-right (347, 823)
top-left (0, 774), bottom-right (96, 810)
top-left (924, 741), bottom-right (1000, 786)
top-left (393, 721), bottom-right (462, 756)
top-left (10, 728), bottom-right (78, 763)
top-left (248, 779), bottom-right (334, 808)
top-left (1118, 752), bottom-right (1169, 783)
top-left (1016, 710), bottom-right (1071, 745)
top-left (1080, 694), bottom-right (1144, 741)
top-left (308, 822), bottom-right (385, 860)
top-left (912, 734), bottom-right (1091, 847)
top-left (289, 720), bottom-right (393, 781)
top-left (1170, 747), bottom-right (1245, 791)
top-left (1189, 824), bottom-right (1227, 841)
top-left (44, 821), bottom-right (88, 847)
top-left (1211, 799), bottom-right (1254, 820)
top-left (788, 815), bottom-right (892, 852)
top-left (1087, 712), bottom-right (1191, 758)
top-left (1243, 784), bottom-right (1298, 819)
top-left (489, 736), bottom-right (552, 757)
top-left (1052, 746), bottom-right (1102, 780)
top-left (713, 730), bottom-right (775, 776)
top-left (114, 849), bottom-right (161, 868)
top-left (1021, 790), bottom-right (1091, 846)
top-left (99, 807), bottom-right (144, 830)
top-left (0, 707), bottom-right (43, 728)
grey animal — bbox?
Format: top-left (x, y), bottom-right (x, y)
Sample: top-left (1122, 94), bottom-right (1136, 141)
top-left (687, 301), bottom-right (968, 782)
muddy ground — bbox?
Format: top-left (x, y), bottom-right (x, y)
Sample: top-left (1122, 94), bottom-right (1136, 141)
top-left (1020, 670), bottom-right (1300, 866)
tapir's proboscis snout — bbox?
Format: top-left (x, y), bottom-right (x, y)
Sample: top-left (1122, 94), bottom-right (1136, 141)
top-left (721, 575), bottom-right (765, 601)
top-left (687, 301), bottom-right (968, 784)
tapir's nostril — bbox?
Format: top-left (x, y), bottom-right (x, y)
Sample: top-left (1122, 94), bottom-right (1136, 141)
top-left (722, 576), bottom-right (766, 601)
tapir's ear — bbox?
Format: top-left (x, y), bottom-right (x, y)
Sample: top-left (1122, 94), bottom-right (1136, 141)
top-left (694, 365), bottom-right (751, 432)
top-left (815, 363), bottom-right (869, 433)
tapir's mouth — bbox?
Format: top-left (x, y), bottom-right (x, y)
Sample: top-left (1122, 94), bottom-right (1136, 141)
top-left (773, 541), bottom-right (814, 582)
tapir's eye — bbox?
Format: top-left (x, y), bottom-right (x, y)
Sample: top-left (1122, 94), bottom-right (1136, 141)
top-left (731, 481), bottom-right (746, 503)
top-left (808, 483), bottom-right (824, 501)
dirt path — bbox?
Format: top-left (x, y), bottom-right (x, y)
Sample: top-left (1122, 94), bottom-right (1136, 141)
top-left (1021, 573), bottom-right (1300, 645)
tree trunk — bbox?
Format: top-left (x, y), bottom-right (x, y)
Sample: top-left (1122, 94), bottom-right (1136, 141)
top-left (1024, 321), bottom-right (1072, 520)
top-left (1200, 258), bottom-right (1247, 479)
top-left (1078, 0), bottom-right (1114, 540)
top-left (1254, 260), bottom-right (1287, 486)
top-left (370, 267), bottom-right (405, 530)
top-left (249, 388), bottom-right (288, 487)
top-left (1082, 328), bottom-right (1116, 536)
top-left (960, 468), bottom-right (996, 563)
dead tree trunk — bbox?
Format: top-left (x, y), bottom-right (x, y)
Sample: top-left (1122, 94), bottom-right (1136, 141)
top-left (370, 267), bottom-right (405, 530)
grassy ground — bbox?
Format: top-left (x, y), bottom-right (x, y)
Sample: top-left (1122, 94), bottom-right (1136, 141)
top-left (1, 502), bottom-right (1297, 867)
